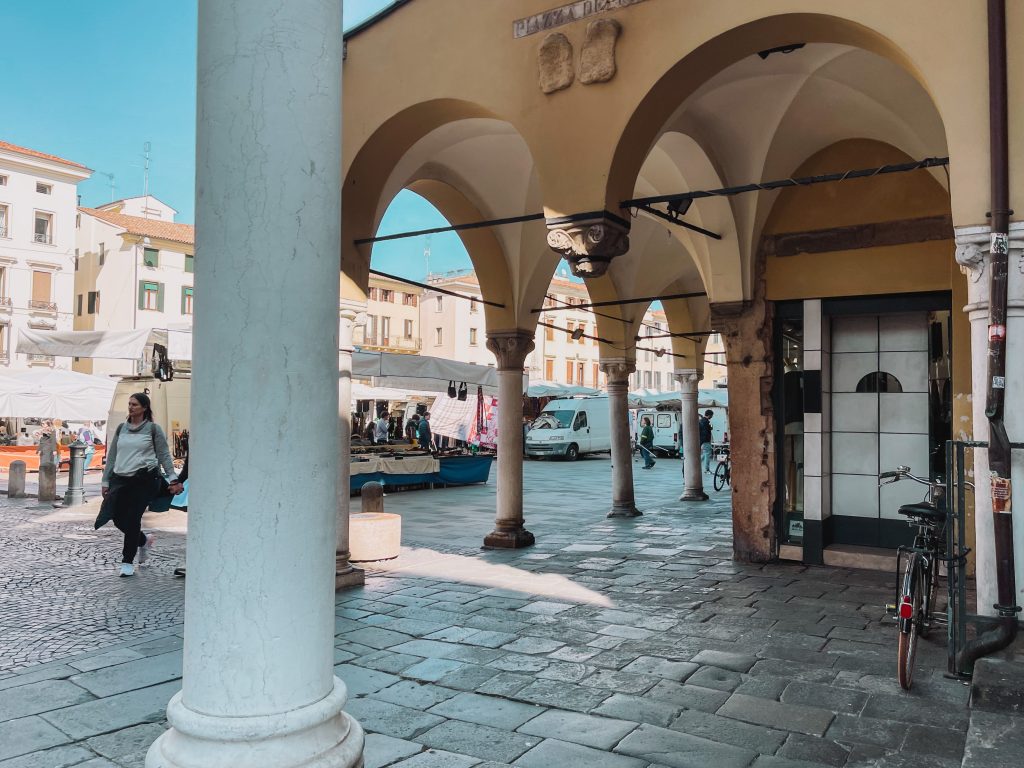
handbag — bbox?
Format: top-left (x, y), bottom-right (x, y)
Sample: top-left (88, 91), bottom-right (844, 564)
top-left (148, 474), bottom-right (174, 512)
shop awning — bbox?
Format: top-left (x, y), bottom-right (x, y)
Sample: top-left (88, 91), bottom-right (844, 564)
top-left (15, 327), bottom-right (194, 362)
top-left (352, 351), bottom-right (516, 395)
top-left (0, 369), bottom-right (118, 420)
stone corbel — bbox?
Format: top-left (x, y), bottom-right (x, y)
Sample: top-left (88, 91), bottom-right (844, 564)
top-left (546, 212), bottom-right (630, 277)
top-left (955, 223), bottom-right (1024, 285)
top-left (486, 330), bottom-right (535, 370)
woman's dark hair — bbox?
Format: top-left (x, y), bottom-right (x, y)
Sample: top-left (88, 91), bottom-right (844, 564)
top-left (129, 392), bottom-right (154, 422)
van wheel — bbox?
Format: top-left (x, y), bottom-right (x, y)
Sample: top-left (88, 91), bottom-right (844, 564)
top-left (565, 443), bottom-right (579, 461)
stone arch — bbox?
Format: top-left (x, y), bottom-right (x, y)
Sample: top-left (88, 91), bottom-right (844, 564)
top-left (342, 99), bottom-right (541, 330)
top-left (605, 12), bottom-right (959, 304)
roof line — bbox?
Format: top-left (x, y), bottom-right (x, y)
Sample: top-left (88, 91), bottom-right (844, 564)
top-left (343, 0), bottom-right (415, 41)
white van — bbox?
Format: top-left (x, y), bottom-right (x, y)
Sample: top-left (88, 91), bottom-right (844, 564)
top-left (634, 409), bottom-right (680, 457)
top-left (108, 376), bottom-right (191, 463)
top-left (525, 397), bottom-right (610, 460)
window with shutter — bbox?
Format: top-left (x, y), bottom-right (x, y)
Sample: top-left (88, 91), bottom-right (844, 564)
top-left (185, 254), bottom-right (194, 273)
top-left (182, 287), bottom-right (194, 315)
top-left (139, 281), bottom-right (161, 311)
top-left (143, 247), bottom-right (159, 267)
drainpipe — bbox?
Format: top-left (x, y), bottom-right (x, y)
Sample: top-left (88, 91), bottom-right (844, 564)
top-left (958, 0), bottom-right (1020, 674)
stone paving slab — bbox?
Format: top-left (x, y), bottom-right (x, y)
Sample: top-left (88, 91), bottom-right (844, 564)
top-left (0, 456), bottom-right (999, 767)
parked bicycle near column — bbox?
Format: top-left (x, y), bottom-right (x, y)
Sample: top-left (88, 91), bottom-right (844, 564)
top-left (880, 465), bottom-right (970, 690)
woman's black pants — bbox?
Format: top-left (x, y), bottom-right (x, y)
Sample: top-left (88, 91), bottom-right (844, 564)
top-left (109, 470), bottom-right (158, 564)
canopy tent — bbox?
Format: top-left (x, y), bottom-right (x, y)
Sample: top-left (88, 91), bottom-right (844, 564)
top-left (628, 388), bottom-right (730, 409)
top-left (0, 369), bottom-right (118, 420)
top-left (350, 381), bottom-right (437, 403)
top-left (16, 327), bottom-right (193, 362)
top-left (526, 381), bottom-right (601, 398)
top-left (352, 351), bottom-right (513, 396)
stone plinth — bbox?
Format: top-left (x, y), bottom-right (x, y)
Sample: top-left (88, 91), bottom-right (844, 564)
top-left (350, 513), bottom-right (401, 562)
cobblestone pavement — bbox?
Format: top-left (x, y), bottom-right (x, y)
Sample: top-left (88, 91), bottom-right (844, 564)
top-left (0, 456), bottom-right (988, 767)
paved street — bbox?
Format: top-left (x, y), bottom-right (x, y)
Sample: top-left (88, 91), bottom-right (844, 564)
top-left (0, 456), bottom-right (1008, 767)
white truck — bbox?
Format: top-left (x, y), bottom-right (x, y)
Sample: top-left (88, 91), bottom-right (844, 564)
top-left (634, 409), bottom-right (681, 457)
top-left (525, 397), bottom-right (611, 460)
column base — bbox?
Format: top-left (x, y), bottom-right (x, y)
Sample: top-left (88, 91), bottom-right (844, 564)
top-left (607, 504), bottom-right (642, 518)
top-left (335, 563), bottom-right (366, 591)
top-left (146, 679), bottom-right (364, 768)
top-left (679, 490), bottom-right (709, 502)
top-left (483, 527), bottom-right (535, 549)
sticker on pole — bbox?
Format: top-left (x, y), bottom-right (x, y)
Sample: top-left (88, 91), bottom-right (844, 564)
top-left (991, 232), bottom-right (1009, 255)
top-left (991, 476), bottom-right (1012, 515)
top-left (993, 375), bottom-right (1006, 389)
top-left (989, 324), bottom-right (1007, 341)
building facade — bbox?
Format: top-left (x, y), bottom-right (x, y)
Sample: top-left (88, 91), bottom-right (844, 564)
top-left (423, 269), bottom-right (678, 389)
top-left (74, 196), bottom-right (194, 377)
top-left (0, 140), bottom-right (91, 369)
top-left (356, 275), bottom-right (422, 354)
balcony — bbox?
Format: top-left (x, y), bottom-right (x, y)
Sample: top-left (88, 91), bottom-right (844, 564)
top-left (28, 299), bottom-right (58, 313)
top-left (0, 351), bottom-right (8, 366)
top-left (27, 353), bottom-right (55, 367)
top-left (0, 225), bottom-right (7, 238)
top-left (359, 335), bottom-right (422, 354)
top-left (0, 297), bottom-right (11, 320)
top-left (33, 232), bottom-right (53, 245)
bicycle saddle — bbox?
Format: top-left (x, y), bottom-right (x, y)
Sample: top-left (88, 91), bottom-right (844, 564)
top-left (898, 502), bottom-right (946, 522)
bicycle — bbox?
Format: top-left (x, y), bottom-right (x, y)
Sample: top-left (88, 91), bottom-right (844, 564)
top-left (713, 446), bottom-right (731, 491)
top-left (880, 465), bottom-right (952, 690)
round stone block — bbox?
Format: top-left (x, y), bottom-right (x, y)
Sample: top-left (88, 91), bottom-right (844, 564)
top-left (350, 512), bottom-right (401, 562)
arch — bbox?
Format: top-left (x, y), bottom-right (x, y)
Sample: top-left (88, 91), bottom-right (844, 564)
top-left (342, 99), bottom-right (542, 332)
top-left (605, 13), bottom-right (958, 304)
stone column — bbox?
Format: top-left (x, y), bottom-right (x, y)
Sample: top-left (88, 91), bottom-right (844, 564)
top-left (602, 359), bottom-right (641, 517)
top-left (955, 223), bottom-right (1024, 616)
top-left (146, 2), bottom-right (364, 766)
top-left (676, 369), bottom-right (708, 501)
top-left (336, 305), bottom-right (365, 590)
top-left (484, 330), bottom-right (535, 548)
top-left (712, 294), bottom-right (776, 563)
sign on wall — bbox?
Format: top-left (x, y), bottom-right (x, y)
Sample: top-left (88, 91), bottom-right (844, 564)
top-left (513, 0), bottom-right (649, 38)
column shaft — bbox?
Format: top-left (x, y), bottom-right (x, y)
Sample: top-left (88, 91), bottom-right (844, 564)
top-left (677, 371), bottom-right (708, 501)
top-left (337, 308), bottom-right (365, 589)
top-left (485, 331), bottom-right (535, 548)
top-left (603, 360), bottom-right (640, 517)
top-left (147, 1), bottom-right (363, 765)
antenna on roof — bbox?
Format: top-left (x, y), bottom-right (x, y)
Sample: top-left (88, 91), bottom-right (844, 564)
top-left (97, 171), bottom-right (116, 202)
top-left (142, 142), bottom-right (152, 214)
top-left (423, 234), bottom-right (432, 278)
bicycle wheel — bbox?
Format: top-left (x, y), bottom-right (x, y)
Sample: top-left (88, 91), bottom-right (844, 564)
top-left (897, 555), bottom-right (922, 690)
top-left (713, 461), bottom-right (728, 491)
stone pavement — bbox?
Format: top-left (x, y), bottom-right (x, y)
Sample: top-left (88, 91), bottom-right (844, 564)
top-left (0, 455), bottom-right (992, 767)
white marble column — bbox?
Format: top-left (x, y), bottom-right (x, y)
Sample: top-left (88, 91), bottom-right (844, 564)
top-left (337, 305), bottom-right (366, 589)
top-left (676, 369), bottom-right (708, 501)
top-left (602, 359), bottom-right (641, 517)
top-left (956, 223), bottom-right (1024, 616)
top-left (147, 2), bottom-right (364, 766)
top-left (484, 331), bottom-right (535, 548)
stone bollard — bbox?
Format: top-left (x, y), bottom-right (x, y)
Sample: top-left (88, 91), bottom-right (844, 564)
top-left (8, 460), bottom-right (27, 498)
top-left (361, 481), bottom-right (385, 514)
top-left (38, 463), bottom-right (58, 502)
top-left (63, 440), bottom-right (86, 507)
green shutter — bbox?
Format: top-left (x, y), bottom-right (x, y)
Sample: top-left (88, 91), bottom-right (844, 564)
top-left (138, 281), bottom-right (146, 310)
top-left (143, 247), bottom-right (159, 267)
top-left (157, 283), bottom-right (165, 312)
top-left (185, 254), bottom-right (194, 273)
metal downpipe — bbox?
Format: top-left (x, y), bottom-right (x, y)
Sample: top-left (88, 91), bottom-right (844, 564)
top-left (958, 0), bottom-right (1020, 675)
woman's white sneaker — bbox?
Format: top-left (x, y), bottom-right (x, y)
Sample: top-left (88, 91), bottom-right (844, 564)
top-left (119, 563), bottom-right (135, 577)
top-left (138, 534), bottom-right (156, 564)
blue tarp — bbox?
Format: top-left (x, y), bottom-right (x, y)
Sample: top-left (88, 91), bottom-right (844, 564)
top-left (349, 455), bottom-right (493, 492)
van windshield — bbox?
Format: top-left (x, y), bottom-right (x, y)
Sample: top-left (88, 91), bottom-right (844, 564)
top-left (532, 410), bottom-right (575, 429)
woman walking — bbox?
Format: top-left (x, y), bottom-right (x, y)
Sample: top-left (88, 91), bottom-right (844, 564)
top-left (99, 393), bottom-right (178, 577)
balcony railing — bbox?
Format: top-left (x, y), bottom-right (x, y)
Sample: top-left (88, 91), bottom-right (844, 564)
top-left (0, 296), bottom-right (12, 307)
top-left (0, 226), bottom-right (8, 238)
top-left (27, 353), bottom-right (55, 367)
top-left (360, 335), bottom-right (422, 352)
top-left (28, 300), bottom-right (58, 312)
top-left (0, 352), bottom-right (9, 366)
top-left (33, 232), bottom-right (52, 244)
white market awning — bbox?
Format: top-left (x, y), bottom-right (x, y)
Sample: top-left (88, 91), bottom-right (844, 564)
top-left (628, 388), bottom-right (730, 409)
top-left (0, 369), bottom-right (118, 420)
top-left (352, 351), bottom-right (517, 396)
top-left (16, 327), bottom-right (193, 362)
top-left (526, 381), bottom-right (602, 398)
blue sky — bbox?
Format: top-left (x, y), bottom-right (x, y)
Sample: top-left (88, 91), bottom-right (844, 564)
top-left (1, 0), bottom-right (476, 280)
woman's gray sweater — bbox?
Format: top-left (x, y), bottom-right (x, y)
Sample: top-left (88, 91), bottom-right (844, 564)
top-left (102, 421), bottom-right (178, 487)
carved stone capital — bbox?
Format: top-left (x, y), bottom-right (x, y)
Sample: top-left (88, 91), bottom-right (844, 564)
top-left (546, 213), bottom-right (630, 277)
top-left (955, 242), bottom-right (986, 283)
top-left (486, 330), bottom-right (535, 370)
top-left (599, 357), bottom-right (635, 385)
top-left (954, 223), bottom-right (1024, 284)
top-left (674, 368), bottom-right (702, 394)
